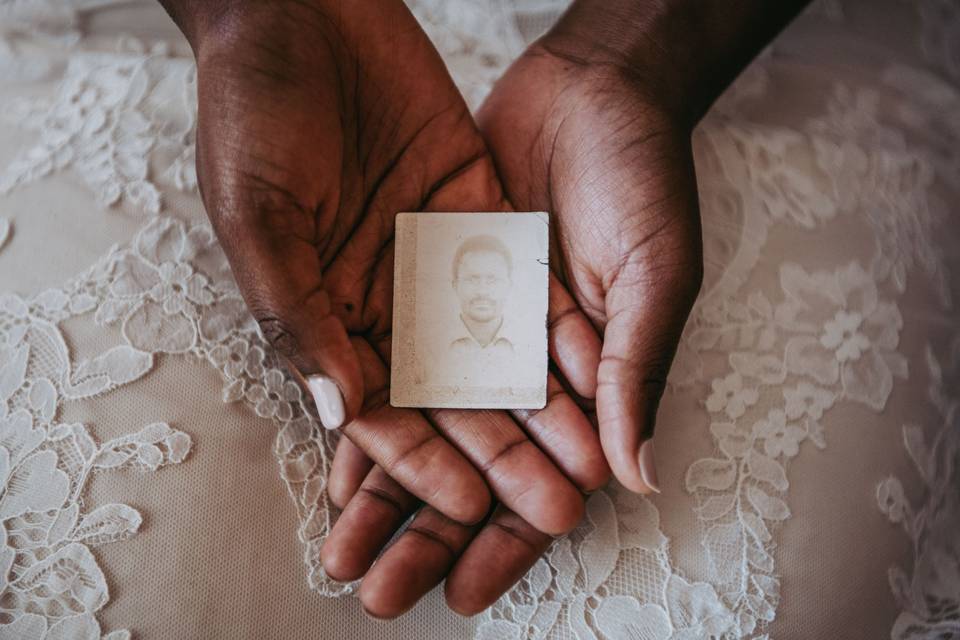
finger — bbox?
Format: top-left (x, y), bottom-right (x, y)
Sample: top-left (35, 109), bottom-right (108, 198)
top-left (510, 373), bottom-right (610, 493)
top-left (321, 466), bottom-right (420, 582)
top-left (346, 337), bottom-right (491, 525)
top-left (425, 406), bottom-right (584, 537)
top-left (597, 231), bottom-right (703, 495)
top-left (221, 208), bottom-right (363, 429)
top-left (444, 505), bottom-right (552, 616)
top-left (328, 436), bottom-right (374, 510)
top-left (371, 336), bottom-right (585, 536)
top-left (202, 191), bottom-right (363, 430)
top-left (194, 48), bottom-right (365, 431)
top-left (548, 271), bottom-right (602, 399)
top-left (359, 506), bottom-right (479, 619)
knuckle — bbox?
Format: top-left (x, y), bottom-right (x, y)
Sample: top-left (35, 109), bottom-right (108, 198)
top-left (357, 485), bottom-right (406, 517)
top-left (254, 315), bottom-right (301, 359)
top-left (387, 432), bottom-right (443, 478)
top-left (581, 465), bottom-right (612, 494)
top-left (479, 437), bottom-right (530, 476)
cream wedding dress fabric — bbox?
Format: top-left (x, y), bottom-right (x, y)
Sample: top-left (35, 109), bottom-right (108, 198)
top-left (0, 0), bottom-right (958, 638)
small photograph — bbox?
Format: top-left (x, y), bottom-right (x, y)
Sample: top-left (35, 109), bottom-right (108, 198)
top-left (390, 211), bottom-right (549, 409)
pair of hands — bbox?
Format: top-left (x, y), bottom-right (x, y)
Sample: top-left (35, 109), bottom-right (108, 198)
top-left (167, 0), bottom-right (704, 619)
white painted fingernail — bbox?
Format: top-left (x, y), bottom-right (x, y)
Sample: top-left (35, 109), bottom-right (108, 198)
top-left (307, 374), bottom-right (345, 429)
top-left (638, 440), bottom-right (661, 494)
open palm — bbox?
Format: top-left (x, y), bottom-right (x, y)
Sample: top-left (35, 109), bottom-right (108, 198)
top-left (477, 41), bottom-right (705, 494)
top-left (181, 0), bottom-right (608, 618)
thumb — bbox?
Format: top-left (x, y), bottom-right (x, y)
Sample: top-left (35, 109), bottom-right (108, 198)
top-left (596, 239), bottom-right (702, 495)
top-left (189, 37), bottom-right (364, 430)
top-left (207, 188), bottom-right (364, 431)
top-left (596, 190), bottom-right (703, 493)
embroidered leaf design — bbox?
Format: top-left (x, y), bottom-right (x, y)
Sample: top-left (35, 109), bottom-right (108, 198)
top-left (746, 543), bottom-right (774, 572)
top-left (549, 538), bottom-right (578, 598)
top-left (47, 503), bottom-right (79, 546)
top-left (476, 620), bottom-right (523, 640)
top-left (901, 423), bottom-right (932, 484)
top-left (886, 565), bottom-right (913, 611)
top-left (72, 504), bottom-right (142, 545)
top-left (747, 486), bottom-right (790, 521)
top-left (93, 423), bottom-right (188, 470)
top-left (27, 377), bottom-right (57, 421)
top-left (12, 543), bottom-right (108, 613)
top-left (688, 327), bottom-right (724, 351)
top-left (615, 491), bottom-right (667, 550)
top-left (741, 511), bottom-right (772, 544)
top-left (594, 597), bottom-right (672, 640)
top-left (579, 491), bottom-right (619, 593)
top-left (568, 595), bottom-right (595, 640)
top-left (95, 297), bottom-right (139, 326)
top-left (747, 450), bottom-right (789, 491)
top-left (697, 494), bottom-right (736, 520)
top-left (876, 476), bottom-right (908, 524)
top-left (123, 300), bottom-right (197, 353)
top-left (528, 600), bottom-right (562, 639)
top-left (751, 574), bottom-right (780, 599)
top-left (730, 353), bottom-right (786, 384)
top-left (704, 523), bottom-right (742, 585)
top-left (66, 345), bottom-right (153, 399)
top-left (45, 612), bottom-right (102, 640)
top-left (746, 593), bottom-right (776, 622)
top-left (686, 458), bottom-right (736, 492)
top-left (526, 558), bottom-right (552, 600)
top-left (0, 450), bottom-right (70, 519)
top-left (806, 417), bottom-right (827, 449)
top-left (0, 343), bottom-right (29, 403)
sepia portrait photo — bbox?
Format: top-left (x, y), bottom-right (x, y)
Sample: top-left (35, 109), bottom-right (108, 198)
top-left (390, 212), bottom-right (549, 409)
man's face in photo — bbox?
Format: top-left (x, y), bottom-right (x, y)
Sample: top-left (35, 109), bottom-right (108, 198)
top-left (454, 250), bottom-right (510, 323)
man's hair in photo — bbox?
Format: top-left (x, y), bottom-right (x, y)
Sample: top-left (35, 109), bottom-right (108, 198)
top-left (451, 234), bottom-right (513, 281)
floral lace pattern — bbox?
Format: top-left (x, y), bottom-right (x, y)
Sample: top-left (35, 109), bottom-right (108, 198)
top-left (0, 275), bottom-right (192, 638)
top-left (878, 339), bottom-right (960, 639)
top-left (1, 49), bottom-right (197, 215)
top-left (0, 0), bottom-right (957, 638)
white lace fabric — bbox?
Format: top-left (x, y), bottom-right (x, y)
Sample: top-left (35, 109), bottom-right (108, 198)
top-left (0, 0), bottom-right (958, 639)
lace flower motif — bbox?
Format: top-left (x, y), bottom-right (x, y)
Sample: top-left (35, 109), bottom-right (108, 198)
top-left (246, 368), bottom-right (302, 422)
top-left (209, 338), bottom-right (264, 379)
top-left (783, 381), bottom-right (836, 420)
top-left (705, 372), bottom-right (760, 419)
top-left (209, 339), bottom-right (265, 403)
top-left (820, 309), bottom-right (871, 362)
top-left (778, 262), bottom-right (907, 411)
top-left (752, 408), bottom-right (806, 459)
top-left (98, 217), bottom-right (231, 354)
top-left (148, 262), bottom-right (213, 318)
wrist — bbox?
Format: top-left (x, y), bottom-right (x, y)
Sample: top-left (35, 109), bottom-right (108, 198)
top-left (156, 0), bottom-right (232, 48)
top-left (538, 0), bottom-right (810, 128)
top-left (157, 0), bottom-right (360, 56)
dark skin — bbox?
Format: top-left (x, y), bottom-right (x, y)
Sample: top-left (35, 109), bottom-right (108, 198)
top-left (158, 0), bottom-right (607, 607)
top-left (160, 0), bottom-right (809, 619)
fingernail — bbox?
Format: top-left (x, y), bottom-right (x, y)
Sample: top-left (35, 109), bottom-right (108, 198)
top-left (638, 440), bottom-right (660, 494)
top-left (307, 374), bottom-right (345, 429)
